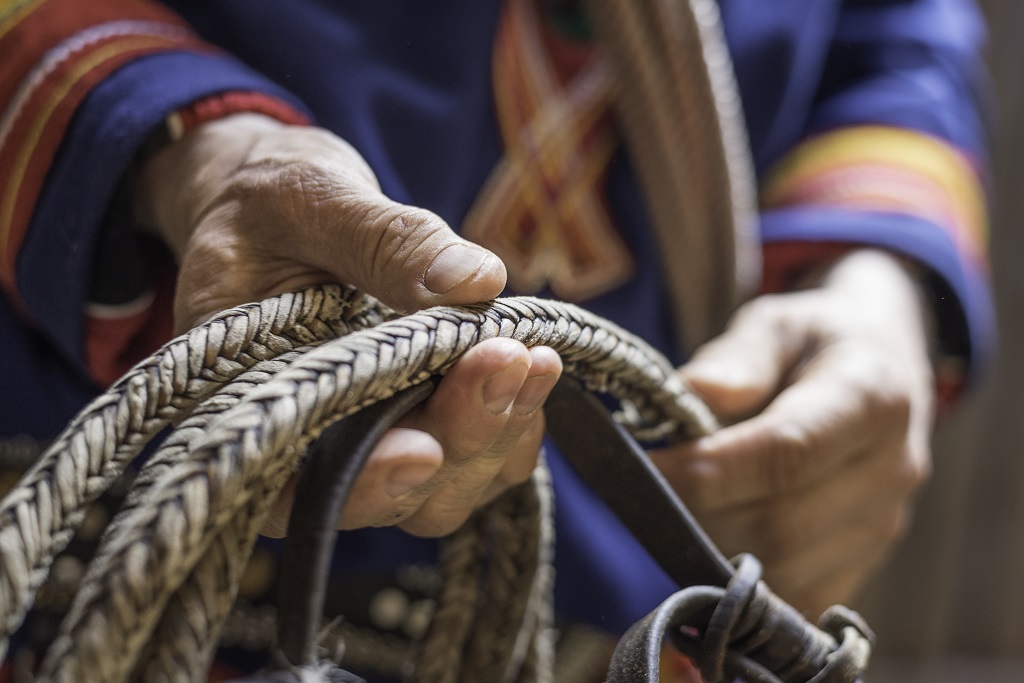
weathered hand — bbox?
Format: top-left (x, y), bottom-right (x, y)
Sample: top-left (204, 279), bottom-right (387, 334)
top-left (134, 113), bottom-right (506, 328)
top-left (134, 113), bottom-right (561, 538)
top-left (650, 250), bottom-right (935, 616)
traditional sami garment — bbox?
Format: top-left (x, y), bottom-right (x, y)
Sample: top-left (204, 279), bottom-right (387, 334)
top-left (0, 0), bottom-right (993, 679)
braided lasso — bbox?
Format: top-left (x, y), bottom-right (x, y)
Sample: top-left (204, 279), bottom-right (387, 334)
top-left (0, 285), bottom-right (713, 681)
top-left (0, 285), bottom-right (872, 682)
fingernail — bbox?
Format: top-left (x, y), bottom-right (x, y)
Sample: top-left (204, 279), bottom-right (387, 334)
top-left (483, 364), bottom-right (527, 415)
top-left (424, 244), bottom-right (491, 294)
top-left (385, 463), bottom-right (437, 498)
top-left (514, 373), bottom-right (557, 415)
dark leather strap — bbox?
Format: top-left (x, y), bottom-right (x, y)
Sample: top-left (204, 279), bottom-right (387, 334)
top-left (272, 380), bottom-right (438, 679)
top-left (543, 376), bottom-right (734, 589)
top-left (544, 377), bottom-right (873, 683)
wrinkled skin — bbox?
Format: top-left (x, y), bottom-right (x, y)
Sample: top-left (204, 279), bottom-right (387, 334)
top-left (652, 250), bottom-right (934, 616)
top-left (135, 114), bottom-right (933, 613)
top-left (135, 114), bottom-right (561, 539)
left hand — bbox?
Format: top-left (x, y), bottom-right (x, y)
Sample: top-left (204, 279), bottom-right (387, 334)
top-left (649, 249), bottom-right (936, 616)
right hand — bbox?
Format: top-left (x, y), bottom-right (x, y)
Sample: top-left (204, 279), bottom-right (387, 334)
top-left (133, 113), bottom-right (562, 537)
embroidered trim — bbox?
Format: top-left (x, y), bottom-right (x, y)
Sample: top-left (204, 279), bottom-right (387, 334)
top-left (0, 0), bottom-right (204, 306)
top-left (0, 33), bottom-right (204, 297)
top-left (0, 0), bottom-right (187, 113)
top-left (462, 0), bottom-right (633, 301)
top-left (761, 126), bottom-right (988, 268)
top-left (0, 0), bottom-right (44, 37)
top-left (0, 20), bottom-right (193, 154)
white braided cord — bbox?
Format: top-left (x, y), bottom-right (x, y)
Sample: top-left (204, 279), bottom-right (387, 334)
top-left (1, 291), bottom-right (714, 682)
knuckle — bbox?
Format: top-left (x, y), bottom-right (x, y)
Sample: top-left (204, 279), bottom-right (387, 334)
top-left (884, 511), bottom-right (908, 545)
top-left (866, 374), bottom-right (914, 431)
top-left (362, 206), bottom-right (445, 283)
top-left (672, 461), bottom-right (723, 511)
top-left (183, 226), bottom-right (236, 270)
top-left (275, 162), bottom-right (336, 216)
top-left (495, 412), bottom-right (545, 454)
top-left (232, 158), bottom-right (336, 226)
top-left (400, 507), bottom-right (472, 539)
top-left (446, 431), bottom-right (505, 465)
top-left (883, 389), bottom-right (914, 431)
top-left (845, 350), bottom-right (917, 433)
top-left (494, 445), bottom-right (542, 489)
top-left (891, 445), bottom-right (931, 495)
top-left (733, 295), bottom-right (784, 328)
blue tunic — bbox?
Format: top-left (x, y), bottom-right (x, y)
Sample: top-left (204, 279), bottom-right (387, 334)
top-left (1, 0), bottom-right (993, 640)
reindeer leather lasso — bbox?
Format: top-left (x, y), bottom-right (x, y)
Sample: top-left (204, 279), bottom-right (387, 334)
top-left (0, 286), bottom-right (873, 682)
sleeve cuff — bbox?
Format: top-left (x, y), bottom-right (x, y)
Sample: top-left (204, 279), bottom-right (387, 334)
top-left (761, 125), bottom-right (988, 269)
top-left (758, 126), bottom-right (995, 398)
top-left (8, 45), bottom-right (313, 386)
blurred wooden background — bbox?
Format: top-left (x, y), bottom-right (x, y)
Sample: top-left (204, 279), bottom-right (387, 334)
top-left (856, 0), bottom-right (1024, 675)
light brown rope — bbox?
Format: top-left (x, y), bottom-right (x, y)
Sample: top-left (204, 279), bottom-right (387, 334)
top-left (463, 462), bottom-right (554, 683)
top-left (412, 461), bottom-right (555, 683)
top-left (2, 293), bottom-right (712, 683)
top-left (411, 501), bottom-right (491, 683)
top-left (124, 355), bottom-right (315, 682)
top-left (0, 286), bottom-right (387, 660)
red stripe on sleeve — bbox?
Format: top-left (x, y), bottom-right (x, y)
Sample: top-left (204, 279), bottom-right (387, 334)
top-left (759, 241), bottom-right (855, 294)
top-left (84, 260), bottom-right (176, 387)
top-left (0, 0), bottom-right (189, 108)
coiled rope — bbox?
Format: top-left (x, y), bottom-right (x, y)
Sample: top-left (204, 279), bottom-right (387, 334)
top-left (0, 286), bottom-right (387, 661)
top-left (0, 286), bottom-right (718, 682)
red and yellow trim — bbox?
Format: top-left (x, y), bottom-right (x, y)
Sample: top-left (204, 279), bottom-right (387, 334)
top-left (761, 125), bottom-right (988, 268)
top-left (0, 0), bottom-right (187, 115)
top-left (462, 0), bottom-right (633, 301)
top-left (0, 0), bottom-right (46, 38)
top-left (0, 0), bottom-right (207, 301)
top-left (0, 0), bottom-right (311, 387)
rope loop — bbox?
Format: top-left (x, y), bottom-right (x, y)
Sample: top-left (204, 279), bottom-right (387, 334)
top-left (0, 287), bottom-right (717, 682)
top-left (807, 606), bottom-right (876, 683)
top-left (699, 554), bottom-right (762, 680)
top-left (0, 286), bottom-right (875, 682)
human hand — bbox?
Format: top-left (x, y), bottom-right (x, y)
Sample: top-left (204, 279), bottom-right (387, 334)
top-left (133, 113), bottom-right (561, 537)
top-left (649, 249), bottom-right (935, 616)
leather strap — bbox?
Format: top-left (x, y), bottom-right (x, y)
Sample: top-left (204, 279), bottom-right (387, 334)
top-left (273, 381), bottom-right (437, 678)
top-left (544, 377), bottom-right (874, 682)
top-left (544, 376), bottom-right (734, 588)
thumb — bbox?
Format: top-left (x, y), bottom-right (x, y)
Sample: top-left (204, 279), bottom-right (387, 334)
top-left (679, 299), bottom-right (806, 421)
top-left (146, 115), bottom-right (508, 315)
top-left (232, 125), bottom-right (508, 312)
top-left (326, 197), bottom-right (507, 312)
